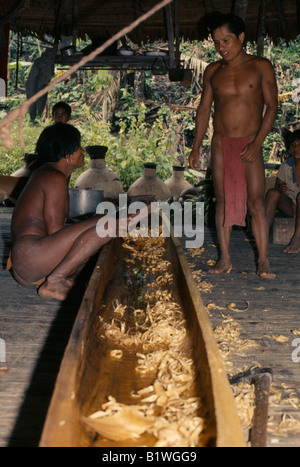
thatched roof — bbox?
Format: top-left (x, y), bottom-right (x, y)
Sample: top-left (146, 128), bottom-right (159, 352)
top-left (0, 0), bottom-right (299, 45)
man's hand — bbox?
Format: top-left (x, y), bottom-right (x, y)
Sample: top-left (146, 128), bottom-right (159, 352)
top-left (189, 148), bottom-right (201, 170)
top-left (240, 141), bottom-right (262, 163)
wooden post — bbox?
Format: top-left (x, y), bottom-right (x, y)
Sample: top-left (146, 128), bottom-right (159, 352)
top-left (273, 0), bottom-right (289, 42)
top-left (232, 0), bottom-right (249, 21)
top-left (53, 0), bottom-right (68, 54)
top-left (72, 0), bottom-right (79, 48)
top-left (0, 24), bottom-right (10, 96)
top-left (174, 0), bottom-right (180, 61)
top-left (165, 3), bottom-right (175, 69)
top-left (257, 0), bottom-right (267, 57)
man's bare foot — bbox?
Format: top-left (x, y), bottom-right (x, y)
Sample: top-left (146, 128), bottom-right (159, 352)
top-left (284, 236), bottom-right (300, 254)
top-left (38, 277), bottom-right (71, 301)
top-left (257, 260), bottom-right (276, 279)
top-left (208, 259), bottom-right (232, 275)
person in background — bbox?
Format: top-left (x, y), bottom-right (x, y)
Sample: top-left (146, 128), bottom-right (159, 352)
top-left (265, 129), bottom-right (300, 253)
top-left (52, 101), bottom-right (71, 124)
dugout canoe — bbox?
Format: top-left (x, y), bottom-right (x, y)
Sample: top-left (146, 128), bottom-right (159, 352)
top-left (39, 231), bottom-right (246, 448)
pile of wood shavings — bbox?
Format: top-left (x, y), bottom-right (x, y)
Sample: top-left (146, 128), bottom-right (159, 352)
top-left (267, 384), bottom-right (300, 440)
top-left (185, 245), bottom-right (300, 443)
top-left (231, 382), bottom-right (255, 433)
top-left (209, 308), bottom-right (300, 441)
top-left (93, 231), bottom-right (206, 447)
top-left (213, 315), bottom-right (260, 367)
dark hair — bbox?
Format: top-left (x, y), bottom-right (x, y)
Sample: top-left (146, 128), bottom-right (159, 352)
top-left (35, 123), bottom-right (81, 163)
top-left (209, 13), bottom-right (246, 38)
top-left (52, 101), bottom-right (72, 117)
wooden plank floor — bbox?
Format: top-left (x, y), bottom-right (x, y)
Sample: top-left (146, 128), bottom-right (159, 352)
top-left (1, 207), bottom-right (300, 447)
top-left (182, 226), bottom-right (300, 447)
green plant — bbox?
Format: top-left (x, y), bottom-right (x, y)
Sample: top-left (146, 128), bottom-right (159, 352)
top-left (0, 116), bottom-right (45, 174)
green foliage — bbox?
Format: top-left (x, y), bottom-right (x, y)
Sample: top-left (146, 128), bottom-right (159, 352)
top-left (0, 116), bottom-right (46, 174)
top-left (1, 34), bottom-right (299, 188)
top-left (73, 105), bottom-right (176, 190)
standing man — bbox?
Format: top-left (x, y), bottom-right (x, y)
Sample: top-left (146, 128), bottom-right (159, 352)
top-left (189, 13), bottom-right (278, 279)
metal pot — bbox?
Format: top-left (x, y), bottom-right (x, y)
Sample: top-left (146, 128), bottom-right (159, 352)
top-left (69, 188), bottom-right (104, 218)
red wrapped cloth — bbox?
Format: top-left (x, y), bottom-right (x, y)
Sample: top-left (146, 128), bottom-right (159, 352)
top-left (222, 136), bottom-right (249, 227)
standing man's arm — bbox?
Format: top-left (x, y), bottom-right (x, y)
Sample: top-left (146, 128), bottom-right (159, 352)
top-left (240, 59), bottom-right (278, 163)
top-left (189, 65), bottom-right (215, 170)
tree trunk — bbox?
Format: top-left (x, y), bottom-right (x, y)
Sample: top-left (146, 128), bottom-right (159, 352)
top-left (134, 71), bottom-right (145, 102)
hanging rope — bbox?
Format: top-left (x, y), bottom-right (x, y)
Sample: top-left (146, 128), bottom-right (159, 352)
top-left (0, 0), bottom-right (173, 149)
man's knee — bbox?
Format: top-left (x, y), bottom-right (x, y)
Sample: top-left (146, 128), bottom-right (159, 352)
top-left (267, 187), bottom-right (280, 198)
top-left (248, 195), bottom-right (265, 214)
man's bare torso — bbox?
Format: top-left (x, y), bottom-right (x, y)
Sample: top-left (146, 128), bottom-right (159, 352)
top-left (209, 55), bottom-right (266, 138)
top-left (11, 166), bottom-right (69, 243)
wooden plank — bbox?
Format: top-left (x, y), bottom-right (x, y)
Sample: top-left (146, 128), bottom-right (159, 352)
top-left (183, 226), bottom-right (300, 447)
top-left (0, 208), bottom-right (93, 446)
top-left (1, 207), bottom-right (300, 447)
top-left (270, 217), bottom-right (295, 245)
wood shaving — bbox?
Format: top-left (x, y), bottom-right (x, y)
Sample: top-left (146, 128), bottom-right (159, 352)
top-left (206, 303), bottom-right (226, 311)
top-left (213, 317), bottom-right (259, 360)
top-left (226, 301), bottom-right (250, 313)
top-left (268, 414), bottom-right (300, 435)
top-left (110, 349), bottom-right (123, 359)
top-left (231, 382), bottom-right (255, 432)
top-left (188, 248), bottom-right (206, 258)
top-left (197, 281), bottom-right (214, 293)
top-left (84, 399), bottom-right (156, 441)
top-left (271, 335), bottom-right (289, 343)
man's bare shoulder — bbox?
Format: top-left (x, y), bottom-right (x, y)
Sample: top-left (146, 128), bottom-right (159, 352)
top-left (33, 165), bottom-right (66, 181)
top-left (205, 61), bottom-right (223, 74)
top-left (245, 54), bottom-right (274, 70)
top-left (29, 165), bottom-right (67, 191)
top-left (203, 61), bottom-right (223, 82)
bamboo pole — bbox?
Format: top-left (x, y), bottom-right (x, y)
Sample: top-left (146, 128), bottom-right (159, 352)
top-left (0, 0), bottom-right (174, 149)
